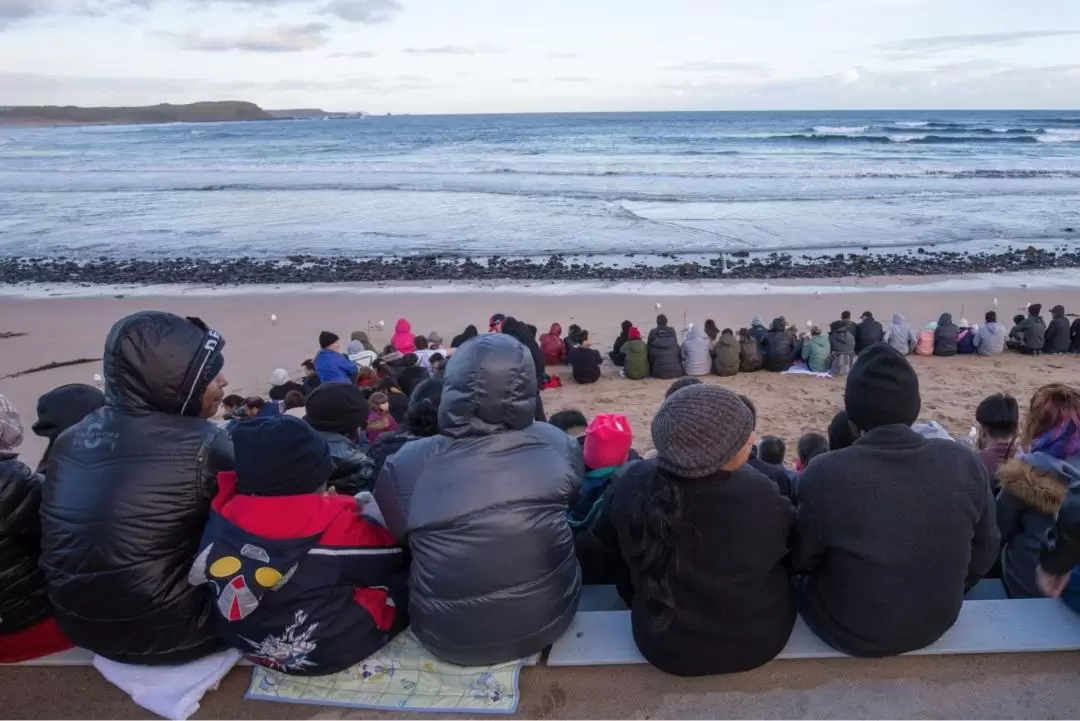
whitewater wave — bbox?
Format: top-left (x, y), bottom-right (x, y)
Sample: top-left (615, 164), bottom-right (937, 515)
top-left (1038, 129), bottom-right (1080, 143)
top-left (893, 121), bottom-right (930, 128)
top-left (775, 133), bottom-right (1045, 145)
top-left (810, 125), bottom-right (869, 134)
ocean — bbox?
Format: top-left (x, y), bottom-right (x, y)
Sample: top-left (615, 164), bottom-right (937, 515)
top-left (1, 110), bottom-right (1079, 264)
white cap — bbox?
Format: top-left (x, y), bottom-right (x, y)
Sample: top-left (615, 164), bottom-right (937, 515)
top-left (269, 368), bottom-right (289, 386)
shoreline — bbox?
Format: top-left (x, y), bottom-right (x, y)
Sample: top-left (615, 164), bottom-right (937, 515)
top-left (1, 244), bottom-right (1079, 288)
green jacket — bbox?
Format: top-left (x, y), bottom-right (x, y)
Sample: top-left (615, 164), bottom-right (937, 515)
top-left (801, 334), bottom-right (832, 373)
top-left (623, 339), bottom-right (650, 380)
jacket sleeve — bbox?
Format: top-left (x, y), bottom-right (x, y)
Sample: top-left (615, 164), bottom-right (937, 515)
top-left (338, 353), bottom-right (359, 382)
top-left (800, 341), bottom-right (811, 361)
top-left (908, 328), bottom-right (918, 352)
top-left (373, 457), bottom-right (412, 542)
top-left (967, 463), bottom-right (1002, 585)
top-left (972, 329), bottom-right (984, 348)
top-left (1041, 483), bottom-right (1080, 575)
top-left (995, 488), bottom-right (1024, 546)
top-left (198, 427), bottom-right (234, 500)
top-left (326, 504), bottom-right (406, 587)
top-left (790, 463), bottom-right (828, 572)
top-left (0, 463), bottom-right (43, 542)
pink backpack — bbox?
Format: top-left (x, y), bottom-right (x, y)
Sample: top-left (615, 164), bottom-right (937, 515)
top-left (915, 329), bottom-right (935, 356)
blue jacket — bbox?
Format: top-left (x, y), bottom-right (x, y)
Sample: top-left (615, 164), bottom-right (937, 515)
top-left (314, 348), bottom-right (357, 385)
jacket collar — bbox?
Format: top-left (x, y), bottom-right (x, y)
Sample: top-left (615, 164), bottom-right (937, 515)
top-left (853, 424), bottom-right (927, 450)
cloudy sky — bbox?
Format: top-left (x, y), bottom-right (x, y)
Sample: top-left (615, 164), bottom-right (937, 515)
top-left (1, 0), bottom-right (1078, 113)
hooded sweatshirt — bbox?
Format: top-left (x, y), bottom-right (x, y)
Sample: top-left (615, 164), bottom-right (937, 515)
top-left (800, 334), bottom-right (831, 373)
top-left (623, 328), bottom-right (650, 380)
top-left (711, 334), bottom-right (740, 376)
top-left (748, 316), bottom-right (768, 342)
top-left (761, 318), bottom-right (796, 372)
top-left (648, 318), bottom-right (684, 379)
top-left (1014, 311), bottom-right (1047, 351)
top-left (192, 473), bottom-right (406, 675)
top-left (739, 333), bottom-right (764, 372)
top-left (681, 325), bottom-right (712, 376)
top-left (828, 320), bottom-right (856, 355)
top-left (973, 321), bottom-right (1007, 356)
top-left (886, 314), bottom-right (918, 356)
top-left (31, 384), bottom-right (105, 475)
top-left (540, 323), bottom-right (566, 366)
top-left (350, 331), bottom-right (376, 353)
top-left (933, 313), bottom-right (959, 356)
top-left (1045, 306), bottom-right (1071, 354)
top-left (391, 320), bottom-right (416, 355)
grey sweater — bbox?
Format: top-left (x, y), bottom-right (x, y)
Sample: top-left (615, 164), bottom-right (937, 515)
top-left (792, 424), bottom-right (1000, 657)
top-left (973, 322), bottom-right (1007, 356)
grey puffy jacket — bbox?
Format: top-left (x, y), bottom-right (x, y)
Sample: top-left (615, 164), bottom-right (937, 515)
top-left (374, 334), bottom-right (583, 665)
top-left (681, 325), bottom-right (712, 376)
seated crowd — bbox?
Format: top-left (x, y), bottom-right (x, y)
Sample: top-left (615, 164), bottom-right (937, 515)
top-left (2, 306), bottom-right (1080, 682)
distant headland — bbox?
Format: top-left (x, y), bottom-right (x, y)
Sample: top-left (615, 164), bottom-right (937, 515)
top-left (0, 101), bottom-right (358, 127)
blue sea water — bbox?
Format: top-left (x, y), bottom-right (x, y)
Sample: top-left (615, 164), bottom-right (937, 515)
top-left (1, 110), bottom-right (1079, 262)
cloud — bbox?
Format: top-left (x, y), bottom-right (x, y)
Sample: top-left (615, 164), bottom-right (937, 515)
top-left (402, 45), bottom-right (504, 55)
top-left (879, 30), bottom-right (1080, 56)
top-left (660, 60), bottom-right (771, 74)
top-left (321, 0), bottom-right (401, 23)
top-left (171, 21), bottom-right (329, 52)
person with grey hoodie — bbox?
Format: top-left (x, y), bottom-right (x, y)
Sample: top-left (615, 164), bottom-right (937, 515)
top-left (748, 316), bottom-right (768, 343)
top-left (973, 311), bottom-right (1007, 357)
top-left (681, 324), bottom-right (713, 376)
top-left (886, 313), bottom-right (918, 356)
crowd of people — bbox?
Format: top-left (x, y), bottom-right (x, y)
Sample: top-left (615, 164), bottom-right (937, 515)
top-left (2, 306), bottom-right (1080, 683)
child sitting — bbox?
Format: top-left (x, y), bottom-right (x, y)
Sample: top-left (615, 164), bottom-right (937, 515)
top-left (190, 416), bottom-right (407, 676)
top-left (550, 409), bottom-right (589, 444)
top-left (796, 433), bottom-right (829, 473)
top-left (569, 414), bottom-right (633, 531)
top-left (366, 392), bottom-right (400, 445)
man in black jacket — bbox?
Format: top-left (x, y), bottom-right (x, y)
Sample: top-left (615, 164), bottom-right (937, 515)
top-left (793, 344), bottom-right (999, 658)
top-left (500, 316), bottom-right (548, 421)
top-left (1044, 305), bottom-right (1071, 354)
top-left (854, 312), bottom-right (884, 354)
top-left (305, 382), bottom-right (375, 495)
top-left (760, 317), bottom-right (796, 372)
top-left (40, 312), bottom-right (234, 665)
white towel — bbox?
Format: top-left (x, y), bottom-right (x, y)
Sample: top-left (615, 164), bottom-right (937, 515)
top-left (93, 648), bottom-right (242, 720)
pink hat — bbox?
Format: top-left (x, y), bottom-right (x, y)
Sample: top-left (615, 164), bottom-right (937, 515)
top-left (583, 414), bottom-right (632, 470)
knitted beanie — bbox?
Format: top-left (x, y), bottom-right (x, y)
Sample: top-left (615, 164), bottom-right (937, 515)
top-left (652, 385), bottom-right (755, 478)
top-left (845, 343), bottom-right (921, 432)
top-left (319, 331), bottom-right (339, 349)
top-left (233, 416), bottom-right (333, 496)
top-left (305, 382), bottom-right (370, 435)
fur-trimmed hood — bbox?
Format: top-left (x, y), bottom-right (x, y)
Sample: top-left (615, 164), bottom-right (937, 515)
top-left (998, 457), bottom-right (1070, 516)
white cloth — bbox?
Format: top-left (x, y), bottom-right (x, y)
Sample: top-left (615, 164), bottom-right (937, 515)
top-left (349, 350), bottom-right (378, 369)
top-left (93, 648), bottom-right (242, 720)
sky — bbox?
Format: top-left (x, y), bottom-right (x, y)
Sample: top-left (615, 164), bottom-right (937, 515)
top-left (1, 0), bottom-right (1079, 113)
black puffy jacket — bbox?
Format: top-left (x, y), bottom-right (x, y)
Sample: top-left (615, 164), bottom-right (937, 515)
top-left (934, 313), bottom-right (959, 357)
top-left (316, 430), bottom-right (376, 495)
top-left (0, 455), bottom-right (49, 636)
top-left (501, 317), bottom-right (548, 421)
top-left (855, 317), bottom-right (884, 353)
top-left (829, 321), bottom-right (856, 354)
top-left (1045, 306), bottom-right (1071, 354)
top-left (761, 319), bottom-right (796, 372)
top-left (40, 311), bottom-right (234, 665)
top-left (648, 326), bottom-right (685, 379)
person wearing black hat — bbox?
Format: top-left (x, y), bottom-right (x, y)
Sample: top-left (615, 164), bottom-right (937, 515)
top-left (40, 311), bottom-right (234, 665)
top-left (305, 382), bottom-right (375, 495)
top-left (792, 343), bottom-right (999, 658)
top-left (314, 331), bottom-right (358, 385)
top-left (31, 383), bottom-right (105, 475)
top-left (191, 416), bottom-right (407, 676)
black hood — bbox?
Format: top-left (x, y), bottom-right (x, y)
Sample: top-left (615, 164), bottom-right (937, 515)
top-left (1052, 305), bottom-right (1067, 319)
top-left (103, 311), bottom-right (225, 416)
top-left (32, 383), bottom-right (105, 440)
top-left (770, 317), bottom-right (787, 332)
top-left (938, 313), bottom-right (953, 326)
top-left (439, 333), bottom-right (536, 438)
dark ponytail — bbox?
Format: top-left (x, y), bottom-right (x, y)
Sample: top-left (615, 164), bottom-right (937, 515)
top-left (626, 466), bottom-right (682, 632)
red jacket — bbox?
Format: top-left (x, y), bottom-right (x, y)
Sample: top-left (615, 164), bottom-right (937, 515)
top-left (540, 323), bottom-right (565, 366)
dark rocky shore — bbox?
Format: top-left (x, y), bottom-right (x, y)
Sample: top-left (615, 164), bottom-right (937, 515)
top-left (1, 244), bottom-right (1078, 286)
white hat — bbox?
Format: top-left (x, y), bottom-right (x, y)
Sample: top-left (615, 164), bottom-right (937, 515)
top-left (269, 368), bottom-right (290, 387)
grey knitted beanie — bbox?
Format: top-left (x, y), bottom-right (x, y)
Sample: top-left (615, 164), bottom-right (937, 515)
top-left (652, 384), bottom-right (755, 479)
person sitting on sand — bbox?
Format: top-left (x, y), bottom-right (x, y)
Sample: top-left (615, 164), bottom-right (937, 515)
top-left (550, 409), bottom-right (589, 442)
top-left (501, 316), bottom-right (549, 422)
top-left (1006, 314), bottom-right (1026, 352)
top-left (568, 330), bottom-right (604, 384)
top-left (0, 395), bottom-right (74, 664)
top-left (391, 319), bottom-right (417, 354)
top-left (351, 331), bottom-right (377, 353)
top-left (282, 390), bottom-right (306, 418)
top-left (761, 317), bottom-right (797, 372)
top-left (1045, 306), bottom-right (1071, 354)
top-left (40, 312), bottom-right (233, 665)
top-left (608, 320), bottom-right (633, 367)
top-left (374, 333), bottom-right (583, 665)
top-left (1070, 318), bottom-right (1080, 354)
top-left (827, 319), bottom-right (856, 376)
top-left (711, 328), bottom-right (740, 377)
top-left (933, 313), bottom-right (959, 357)
top-left (30, 384), bottom-right (105, 475)
top-left (796, 433), bottom-right (829, 474)
top-left (739, 328), bottom-right (764, 373)
top-left (568, 414), bottom-right (633, 536)
top-left (301, 359), bottom-right (320, 395)
top-left (648, 315), bottom-right (684, 379)
top-left (1012, 304), bottom-right (1047, 355)
top-left (268, 368), bottom-right (305, 401)
top-left (451, 324), bottom-right (479, 349)
top-left (973, 311), bottom-right (1007, 357)
top-left (602, 384), bottom-right (795, 677)
top-left (800, 325), bottom-right (831, 373)
top-left (974, 392), bottom-right (1019, 490)
top-left (827, 410), bottom-right (857, 451)
top-left (370, 377), bottom-right (444, 479)
top-left (365, 392), bottom-right (400, 445)
top-left (995, 385), bottom-right (1080, 599)
top-left (305, 382), bottom-right (376, 495)
top-left (222, 394), bottom-right (245, 422)
top-left (793, 344), bottom-right (999, 658)
top-left (564, 324), bottom-right (583, 358)
top-left (886, 313), bottom-right (918, 356)
top-left (315, 332), bottom-right (358, 385)
top-left (347, 340), bottom-right (378, 370)
top-left (855, 312), bottom-right (884, 354)
top-left (622, 327), bottom-right (650, 380)
top-left (540, 323), bottom-right (567, 366)
top-left (191, 416), bottom-right (407, 676)
top-left (681, 323), bottom-right (712, 377)
top-left (731, 393), bottom-right (796, 503)
top-left (748, 315), bottom-right (768, 342)
top-left (704, 319), bottom-right (720, 347)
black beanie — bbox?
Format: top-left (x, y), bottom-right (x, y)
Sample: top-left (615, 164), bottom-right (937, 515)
top-left (845, 343), bottom-right (921, 432)
top-left (305, 382), bottom-right (370, 435)
top-left (827, 410), bottom-right (857, 451)
top-left (233, 416), bottom-right (333, 496)
top-left (319, 331), bottom-right (340, 349)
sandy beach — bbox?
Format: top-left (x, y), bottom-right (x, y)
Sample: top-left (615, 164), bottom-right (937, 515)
top-left (4, 274), bottom-right (1080, 716)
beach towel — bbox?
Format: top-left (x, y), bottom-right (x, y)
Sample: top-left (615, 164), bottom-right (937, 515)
top-left (781, 362), bottom-right (834, 379)
top-left (93, 648), bottom-right (242, 720)
top-left (246, 629), bottom-right (530, 714)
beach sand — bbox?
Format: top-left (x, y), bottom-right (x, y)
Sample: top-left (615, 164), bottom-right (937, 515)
top-left (5, 277), bottom-right (1080, 717)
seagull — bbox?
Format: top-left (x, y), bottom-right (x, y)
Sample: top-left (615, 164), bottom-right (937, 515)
top-left (815, 291), bottom-right (822, 298)
top-left (270, 313), bottom-right (278, 324)
top-left (993, 298), bottom-right (999, 309)
top-left (655, 303), bottom-right (663, 310)
top-left (376, 320), bottom-right (386, 329)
